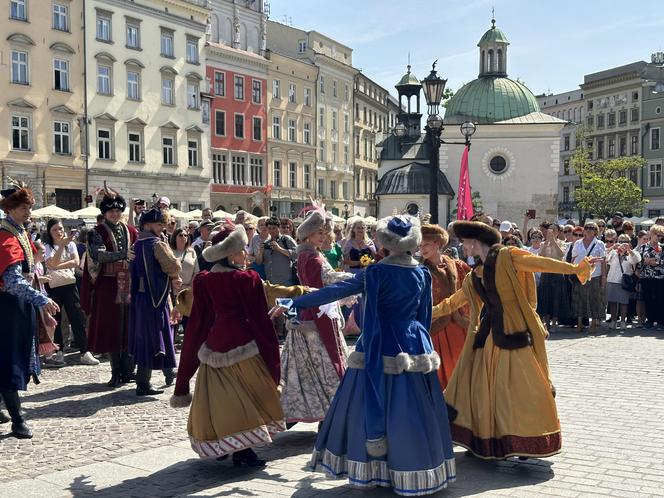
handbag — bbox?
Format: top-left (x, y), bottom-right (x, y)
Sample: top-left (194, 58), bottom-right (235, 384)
top-left (48, 268), bottom-right (76, 288)
top-left (618, 254), bottom-right (638, 292)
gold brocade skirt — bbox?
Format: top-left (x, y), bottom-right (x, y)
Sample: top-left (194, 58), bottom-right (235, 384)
top-left (445, 333), bottom-right (561, 459)
top-left (188, 355), bottom-right (286, 458)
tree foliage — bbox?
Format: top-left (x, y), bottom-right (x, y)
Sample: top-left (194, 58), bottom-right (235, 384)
top-left (441, 87), bottom-right (455, 108)
top-left (572, 127), bottom-right (647, 218)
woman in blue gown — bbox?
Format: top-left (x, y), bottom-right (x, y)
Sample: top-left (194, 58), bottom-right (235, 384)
top-left (271, 215), bottom-right (455, 496)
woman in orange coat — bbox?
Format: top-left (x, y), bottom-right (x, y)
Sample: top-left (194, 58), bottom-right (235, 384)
top-left (419, 224), bottom-right (470, 389)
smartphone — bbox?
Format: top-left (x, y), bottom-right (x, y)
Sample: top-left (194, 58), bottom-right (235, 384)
top-left (526, 209), bottom-right (536, 219)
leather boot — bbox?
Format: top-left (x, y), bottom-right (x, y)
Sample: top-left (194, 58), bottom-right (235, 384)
top-left (120, 352), bottom-right (136, 383)
top-left (1, 391), bottom-right (32, 439)
top-left (232, 448), bottom-right (266, 467)
top-left (108, 353), bottom-right (122, 388)
top-left (0, 400), bottom-right (10, 424)
top-left (163, 368), bottom-right (176, 386)
top-left (135, 367), bottom-right (163, 396)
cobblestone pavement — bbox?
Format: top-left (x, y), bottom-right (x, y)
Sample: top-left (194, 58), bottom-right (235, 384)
top-left (2, 326), bottom-right (664, 497)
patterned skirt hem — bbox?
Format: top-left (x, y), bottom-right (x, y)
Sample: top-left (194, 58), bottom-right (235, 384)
top-left (452, 423), bottom-right (562, 460)
top-left (310, 448), bottom-right (456, 497)
top-left (190, 420), bottom-right (286, 459)
top-left (286, 416), bottom-right (324, 423)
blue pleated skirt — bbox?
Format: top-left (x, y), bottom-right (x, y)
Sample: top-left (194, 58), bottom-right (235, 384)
top-left (309, 367), bottom-right (456, 496)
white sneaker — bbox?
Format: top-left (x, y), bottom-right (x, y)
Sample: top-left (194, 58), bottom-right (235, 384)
top-left (79, 351), bottom-right (100, 366)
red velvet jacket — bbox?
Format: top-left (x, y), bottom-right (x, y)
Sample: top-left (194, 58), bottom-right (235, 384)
top-left (174, 268), bottom-right (280, 396)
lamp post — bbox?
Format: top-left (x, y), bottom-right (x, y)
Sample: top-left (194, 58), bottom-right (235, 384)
top-left (420, 61), bottom-right (476, 224)
top-left (343, 202), bottom-right (350, 220)
top-left (151, 193), bottom-right (158, 206)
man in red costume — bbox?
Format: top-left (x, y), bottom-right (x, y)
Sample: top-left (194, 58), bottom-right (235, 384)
top-left (81, 188), bottom-right (137, 387)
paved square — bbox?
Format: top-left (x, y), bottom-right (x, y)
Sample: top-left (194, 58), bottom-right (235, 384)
top-left (1, 327), bottom-right (663, 497)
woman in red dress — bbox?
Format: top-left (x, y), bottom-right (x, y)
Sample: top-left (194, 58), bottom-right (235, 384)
top-left (420, 224), bottom-right (470, 390)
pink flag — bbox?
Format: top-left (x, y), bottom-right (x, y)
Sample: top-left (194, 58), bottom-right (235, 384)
top-left (457, 146), bottom-right (474, 221)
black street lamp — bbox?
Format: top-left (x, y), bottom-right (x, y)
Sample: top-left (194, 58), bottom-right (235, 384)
top-left (420, 61), bottom-right (476, 224)
top-left (343, 202), bottom-right (350, 220)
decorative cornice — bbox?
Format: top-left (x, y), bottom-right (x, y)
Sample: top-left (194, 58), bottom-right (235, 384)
top-left (96, 0), bottom-right (207, 32)
top-left (7, 33), bottom-right (35, 45)
top-left (50, 42), bottom-right (76, 54)
top-left (95, 51), bottom-right (117, 62)
top-left (8, 98), bottom-right (36, 109)
top-left (94, 112), bottom-right (117, 122)
top-left (160, 65), bottom-right (178, 75)
top-left (50, 104), bottom-right (76, 115)
top-left (124, 58), bottom-right (145, 68)
top-left (126, 117), bottom-right (147, 126)
top-left (185, 71), bottom-right (203, 81)
top-left (186, 124), bottom-right (204, 133)
top-left (160, 120), bottom-right (180, 129)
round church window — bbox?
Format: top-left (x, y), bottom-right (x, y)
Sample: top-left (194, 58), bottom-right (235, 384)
top-left (406, 203), bottom-right (420, 216)
top-left (489, 155), bottom-right (508, 174)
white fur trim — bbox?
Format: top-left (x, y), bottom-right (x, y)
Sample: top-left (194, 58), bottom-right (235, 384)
top-left (197, 341), bottom-right (259, 368)
top-left (347, 350), bottom-right (441, 375)
top-left (296, 211), bottom-right (330, 241)
top-left (202, 225), bottom-right (248, 262)
top-left (375, 215), bottom-right (422, 255)
top-left (366, 437), bottom-right (388, 457)
top-left (379, 253), bottom-right (420, 268)
top-left (169, 393), bottom-right (192, 408)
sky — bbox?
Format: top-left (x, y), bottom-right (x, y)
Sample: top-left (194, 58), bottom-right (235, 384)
top-left (268, 0), bottom-right (664, 99)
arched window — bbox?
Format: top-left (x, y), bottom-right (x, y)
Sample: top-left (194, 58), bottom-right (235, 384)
top-left (481, 50), bottom-right (486, 72)
top-left (497, 49), bottom-right (503, 72)
top-left (488, 50), bottom-right (494, 72)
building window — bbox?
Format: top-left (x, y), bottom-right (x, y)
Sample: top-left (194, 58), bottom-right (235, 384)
top-left (214, 71), bottom-right (225, 96)
top-left (273, 79), bottom-right (280, 99)
top-left (298, 39), bottom-right (306, 53)
top-left (587, 116), bottom-right (593, 128)
top-left (97, 128), bottom-right (111, 159)
top-left (619, 136), bottom-right (627, 156)
top-left (53, 58), bottom-right (69, 91)
top-left (161, 77), bottom-right (174, 105)
top-left (53, 121), bottom-right (70, 155)
top-left (10, 0), bottom-right (27, 20)
top-left (126, 22), bottom-right (140, 49)
top-left (11, 115), bottom-right (30, 151)
top-left (332, 80), bottom-right (337, 98)
top-left (162, 136), bottom-right (175, 165)
top-left (319, 75), bottom-right (325, 94)
top-left (344, 113), bottom-right (349, 133)
top-left (253, 117), bottom-right (262, 141)
top-left (250, 157), bottom-right (263, 185)
top-left (234, 75), bottom-right (244, 100)
top-left (127, 70), bottom-right (140, 100)
top-left (330, 180), bottom-right (337, 199)
top-left (342, 181), bottom-right (349, 200)
top-left (303, 122), bottom-right (311, 145)
top-left (231, 155), bottom-right (246, 185)
top-left (317, 178), bottom-right (325, 197)
top-left (631, 135), bottom-right (638, 155)
top-left (273, 160), bottom-right (282, 187)
top-left (563, 159), bottom-right (570, 175)
top-left (128, 131), bottom-right (142, 162)
top-left (563, 135), bottom-right (570, 151)
top-left (608, 112), bottom-right (616, 127)
top-left (319, 141), bottom-right (325, 161)
top-left (97, 64), bottom-right (112, 95)
top-left (355, 134), bottom-right (360, 157)
top-left (187, 81), bottom-right (200, 109)
top-left (608, 138), bottom-right (615, 157)
top-left (96, 12), bottom-right (111, 42)
top-left (288, 119), bottom-right (296, 142)
top-left (288, 83), bottom-right (296, 103)
top-left (11, 50), bottom-right (28, 85)
top-left (289, 162), bottom-right (297, 188)
top-left (489, 155), bottom-right (507, 174)
top-left (272, 116), bottom-right (281, 140)
top-left (332, 111), bottom-right (337, 131)
top-left (53, 3), bottom-right (68, 31)
top-left (344, 144), bottom-right (349, 164)
top-left (202, 100), bottom-right (210, 124)
top-left (597, 114), bottom-right (605, 128)
top-left (186, 37), bottom-right (198, 64)
top-left (319, 107), bottom-right (325, 128)
top-left (304, 164), bottom-right (311, 190)
top-left (652, 128), bottom-right (660, 151)
top-left (649, 164), bottom-right (662, 188)
top-left (618, 110), bottom-right (627, 125)
top-left (304, 88), bottom-right (311, 107)
top-left (597, 139), bottom-right (604, 159)
top-left (188, 139), bottom-right (199, 167)
top-left (562, 186), bottom-right (570, 203)
top-left (161, 29), bottom-right (174, 57)
top-left (631, 108), bottom-right (639, 122)
top-left (345, 84), bottom-right (350, 102)
top-left (215, 110), bottom-right (225, 136)
top-left (332, 143), bottom-right (337, 163)
top-left (234, 114), bottom-right (244, 138)
top-left (252, 80), bottom-right (261, 104)
top-left (212, 153), bottom-right (227, 183)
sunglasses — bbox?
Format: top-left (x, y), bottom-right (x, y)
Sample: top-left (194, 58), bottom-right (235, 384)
top-left (563, 230), bottom-right (572, 234)
top-left (573, 233), bottom-right (583, 237)
top-left (584, 227), bottom-right (596, 231)
top-left (606, 239), bottom-right (616, 243)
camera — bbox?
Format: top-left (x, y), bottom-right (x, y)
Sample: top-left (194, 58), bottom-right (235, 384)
top-left (263, 241), bottom-right (272, 250)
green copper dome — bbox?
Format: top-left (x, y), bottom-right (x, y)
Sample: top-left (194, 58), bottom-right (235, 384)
top-left (478, 25), bottom-right (509, 46)
top-left (444, 77), bottom-right (540, 123)
top-left (396, 66), bottom-right (420, 87)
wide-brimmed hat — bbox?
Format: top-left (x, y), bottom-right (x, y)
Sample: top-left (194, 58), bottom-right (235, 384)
top-left (452, 220), bottom-right (501, 246)
top-left (202, 224), bottom-right (247, 262)
top-left (375, 215), bottom-right (421, 254)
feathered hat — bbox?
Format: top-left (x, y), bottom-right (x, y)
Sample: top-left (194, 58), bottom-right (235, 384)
top-left (297, 198), bottom-right (332, 241)
top-left (97, 182), bottom-right (126, 214)
top-left (375, 215), bottom-right (422, 254)
top-left (452, 220), bottom-right (501, 246)
top-left (0, 177), bottom-right (35, 211)
top-left (202, 223), bottom-right (248, 262)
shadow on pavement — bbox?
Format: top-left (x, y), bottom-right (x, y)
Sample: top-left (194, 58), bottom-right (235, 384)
top-left (21, 383), bottom-right (112, 403)
top-left (548, 326), bottom-right (664, 341)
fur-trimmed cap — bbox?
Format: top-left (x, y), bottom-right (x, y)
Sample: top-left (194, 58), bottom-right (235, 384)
top-left (375, 215), bottom-right (422, 254)
top-left (202, 224), bottom-right (248, 262)
top-left (296, 210), bottom-right (330, 241)
top-left (421, 224), bottom-right (449, 247)
top-left (99, 194), bottom-right (126, 214)
top-left (452, 220), bottom-right (501, 246)
top-left (0, 187), bottom-right (35, 212)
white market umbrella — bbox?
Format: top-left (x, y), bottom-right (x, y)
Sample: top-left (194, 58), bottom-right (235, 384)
top-left (364, 216), bottom-right (377, 224)
top-left (71, 205), bottom-right (101, 218)
top-left (642, 218), bottom-right (656, 227)
top-left (213, 209), bottom-right (233, 219)
top-left (168, 208), bottom-right (188, 219)
top-left (31, 205), bottom-right (74, 219)
top-left (185, 209), bottom-right (203, 219)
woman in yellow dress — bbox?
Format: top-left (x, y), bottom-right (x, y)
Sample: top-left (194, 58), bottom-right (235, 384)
top-left (433, 221), bottom-right (596, 460)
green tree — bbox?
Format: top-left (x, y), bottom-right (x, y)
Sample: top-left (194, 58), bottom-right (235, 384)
top-left (441, 87), bottom-right (455, 108)
top-left (450, 190), bottom-right (483, 219)
top-left (572, 127), bottom-right (647, 219)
